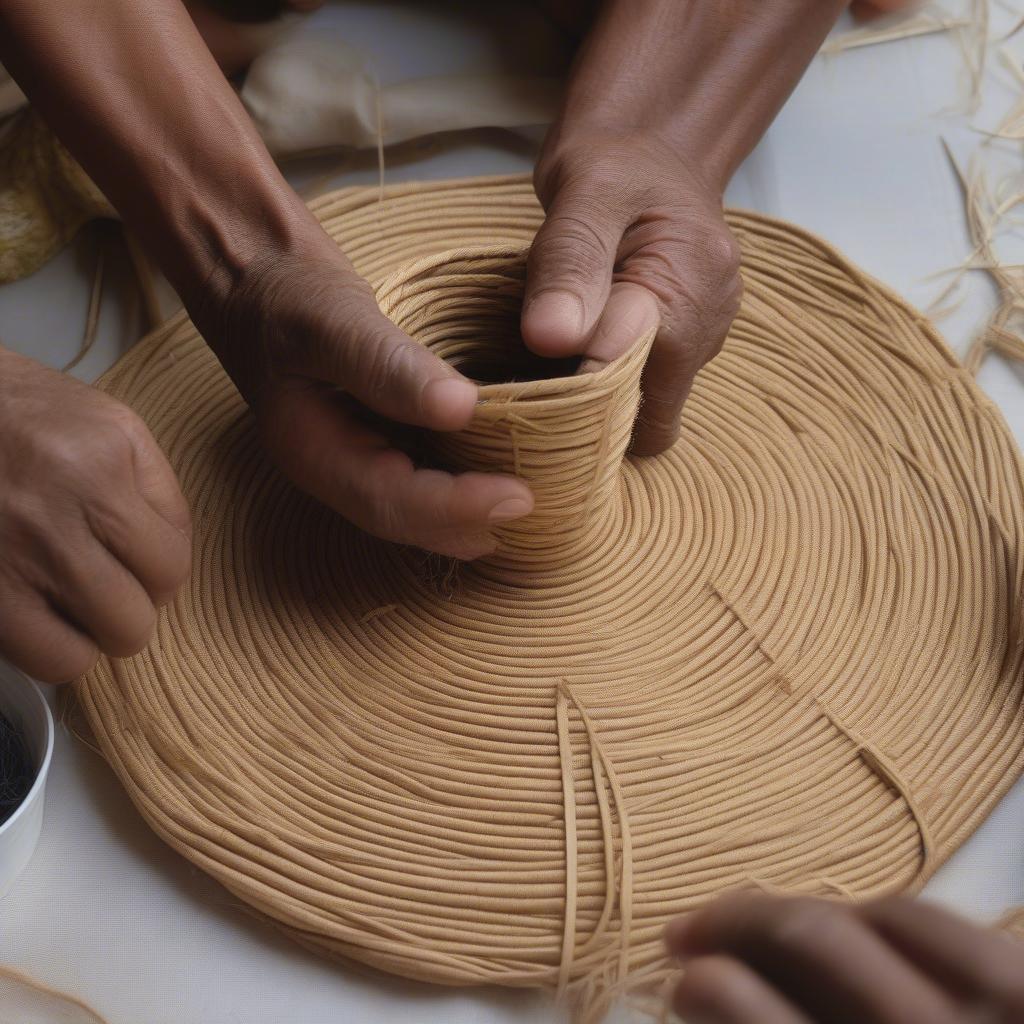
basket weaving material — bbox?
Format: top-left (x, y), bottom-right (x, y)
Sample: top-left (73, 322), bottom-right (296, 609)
top-left (77, 176), bottom-right (1024, 1016)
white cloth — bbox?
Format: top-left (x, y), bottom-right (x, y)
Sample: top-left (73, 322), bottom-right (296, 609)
top-left (240, 2), bottom-right (567, 154)
top-left (0, 2), bottom-right (568, 157)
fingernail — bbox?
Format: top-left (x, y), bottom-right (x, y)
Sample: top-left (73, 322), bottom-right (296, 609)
top-left (525, 291), bottom-right (585, 348)
top-left (488, 498), bottom-right (533, 523)
top-left (424, 378), bottom-right (477, 425)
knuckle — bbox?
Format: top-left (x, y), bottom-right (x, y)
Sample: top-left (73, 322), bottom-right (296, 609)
top-left (349, 479), bottom-right (412, 548)
top-left (28, 642), bottom-right (99, 684)
top-left (379, 338), bottom-right (421, 397)
top-left (706, 226), bottom-right (742, 283)
top-left (102, 601), bottom-right (157, 658)
top-left (369, 499), bottom-right (411, 546)
top-left (673, 957), bottom-right (742, 1013)
top-left (101, 400), bottom-right (147, 444)
top-left (326, 274), bottom-right (378, 323)
top-left (0, 491), bottom-right (41, 548)
top-left (763, 898), bottom-right (846, 954)
top-left (532, 158), bottom-right (554, 204)
top-left (664, 289), bottom-right (735, 367)
top-left (354, 326), bottom-right (412, 399)
top-left (576, 159), bottom-right (628, 198)
top-left (703, 321), bottom-right (732, 362)
top-left (43, 425), bottom-right (129, 484)
top-left (622, 220), bottom-right (741, 339)
top-left (149, 545), bottom-right (192, 600)
top-left (531, 213), bottom-right (613, 282)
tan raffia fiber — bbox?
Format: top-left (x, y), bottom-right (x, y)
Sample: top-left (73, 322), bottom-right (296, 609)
top-left (998, 904), bottom-right (1024, 938)
top-left (0, 965), bottom-right (111, 1023)
top-left (75, 176), bottom-right (1024, 1020)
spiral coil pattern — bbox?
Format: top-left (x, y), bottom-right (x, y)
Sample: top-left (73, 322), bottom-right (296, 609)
top-left (77, 177), bottom-right (1024, 1019)
top-left (377, 244), bottom-right (654, 568)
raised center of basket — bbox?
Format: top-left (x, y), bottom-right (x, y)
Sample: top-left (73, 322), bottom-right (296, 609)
top-left (377, 245), bottom-right (654, 570)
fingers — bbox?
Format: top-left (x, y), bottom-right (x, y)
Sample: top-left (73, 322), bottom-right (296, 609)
top-left (0, 591), bottom-right (98, 683)
top-left (89, 408), bottom-right (191, 605)
top-left (575, 282), bottom-right (660, 375)
top-left (673, 955), bottom-right (813, 1024)
top-left (86, 495), bottom-right (192, 607)
top-left (521, 175), bottom-right (629, 357)
top-left (0, 367), bottom-right (184, 678)
top-left (522, 165), bottom-right (742, 455)
top-left (618, 221), bottom-right (742, 456)
top-left (667, 893), bottom-right (957, 1024)
top-left (46, 535), bottom-right (157, 659)
top-left (122, 412), bottom-right (192, 540)
top-left (861, 899), bottom-right (1024, 1009)
top-left (203, 244), bottom-right (480, 434)
top-left (289, 276), bottom-right (478, 432)
top-left (260, 381), bottom-right (534, 559)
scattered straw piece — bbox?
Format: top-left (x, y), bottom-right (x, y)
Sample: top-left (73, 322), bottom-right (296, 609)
top-left (822, 8), bottom-right (970, 54)
top-left (0, 965), bottom-right (110, 1024)
top-left (61, 227), bottom-right (105, 374)
top-left (941, 139), bottom-right (1024, 373)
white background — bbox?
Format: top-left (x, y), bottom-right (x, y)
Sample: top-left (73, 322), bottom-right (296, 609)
top-left (0, 4), bottom-right (1022, 1022)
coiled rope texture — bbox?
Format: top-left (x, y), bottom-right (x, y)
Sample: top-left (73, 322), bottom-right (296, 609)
top-left (77, 176), bottom-right (1024, 1020)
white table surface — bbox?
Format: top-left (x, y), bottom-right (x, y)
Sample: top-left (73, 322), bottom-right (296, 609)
top-left (1, 5), bottom-right (1023, 1023)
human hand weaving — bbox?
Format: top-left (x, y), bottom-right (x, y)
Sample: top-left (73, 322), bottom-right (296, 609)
top-left (0, 0), bottom-right (903, 675)
top-left (2, 2), bottom-right (1024, 1023)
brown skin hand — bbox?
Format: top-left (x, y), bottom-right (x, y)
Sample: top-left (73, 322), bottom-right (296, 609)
top-left (0, 350), bottom-right (191, 682)
top-left (521, 0), bottom-right (849, 456)
top-left (665, 892), bottom-right (1024, 1024)
top-left (0, 0), bottom-right (536, 561)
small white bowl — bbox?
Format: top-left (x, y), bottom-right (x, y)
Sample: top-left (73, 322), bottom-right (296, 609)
top-left (0, 663), bottom-right (53, 898)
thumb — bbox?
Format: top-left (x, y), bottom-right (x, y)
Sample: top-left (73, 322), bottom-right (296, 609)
top-left (314, 282), bottom-right (478, 432)
top-left (521, 182), bottom-right (627, 358)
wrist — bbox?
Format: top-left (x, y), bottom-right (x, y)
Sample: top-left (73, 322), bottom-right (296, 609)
top-left (139, 151), bottom-right (320, 320)
top-left (538, 120), bottom-right (727, 201)
top-left (553, 0), bottom-right (846, 193)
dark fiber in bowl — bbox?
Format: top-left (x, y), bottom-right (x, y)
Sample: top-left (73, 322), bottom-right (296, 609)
top-left (0, 711), bottom-right (33, 827)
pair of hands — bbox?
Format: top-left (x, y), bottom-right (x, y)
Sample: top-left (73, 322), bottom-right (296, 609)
top-left (0, 0), bottom-right (922, 684)
top-left (196, 134), bottom-right (740, 546)
top-left (0, 134), bottom-right (737, 681)
top-left (667, 893), bottom-right (1024, 1023)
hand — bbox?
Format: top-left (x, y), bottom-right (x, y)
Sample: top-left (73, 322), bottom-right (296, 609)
top-left (523, 133), bottom-right (742, 457)
top-left (521, 0), bottom-right (853, 456)
top-left (665, 892), bottom-right (1024, 1023)
top-left (191, 226), bottom-right (534, 561)
top-left (0, 349), bottom-right (191, 682)
top-left (1, 0), bottom-right (533, 563)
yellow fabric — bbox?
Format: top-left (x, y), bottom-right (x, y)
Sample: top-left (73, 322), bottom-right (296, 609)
top-left (75, 176), bottom-right (1024, 1020)
top-left (0, 111), bottom-right (111, 284)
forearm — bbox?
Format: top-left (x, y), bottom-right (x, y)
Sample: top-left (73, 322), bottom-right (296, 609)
top-left (549, 0), bottom-right (847, 192)
top-left (0, 0), bottom-right (314, 312)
